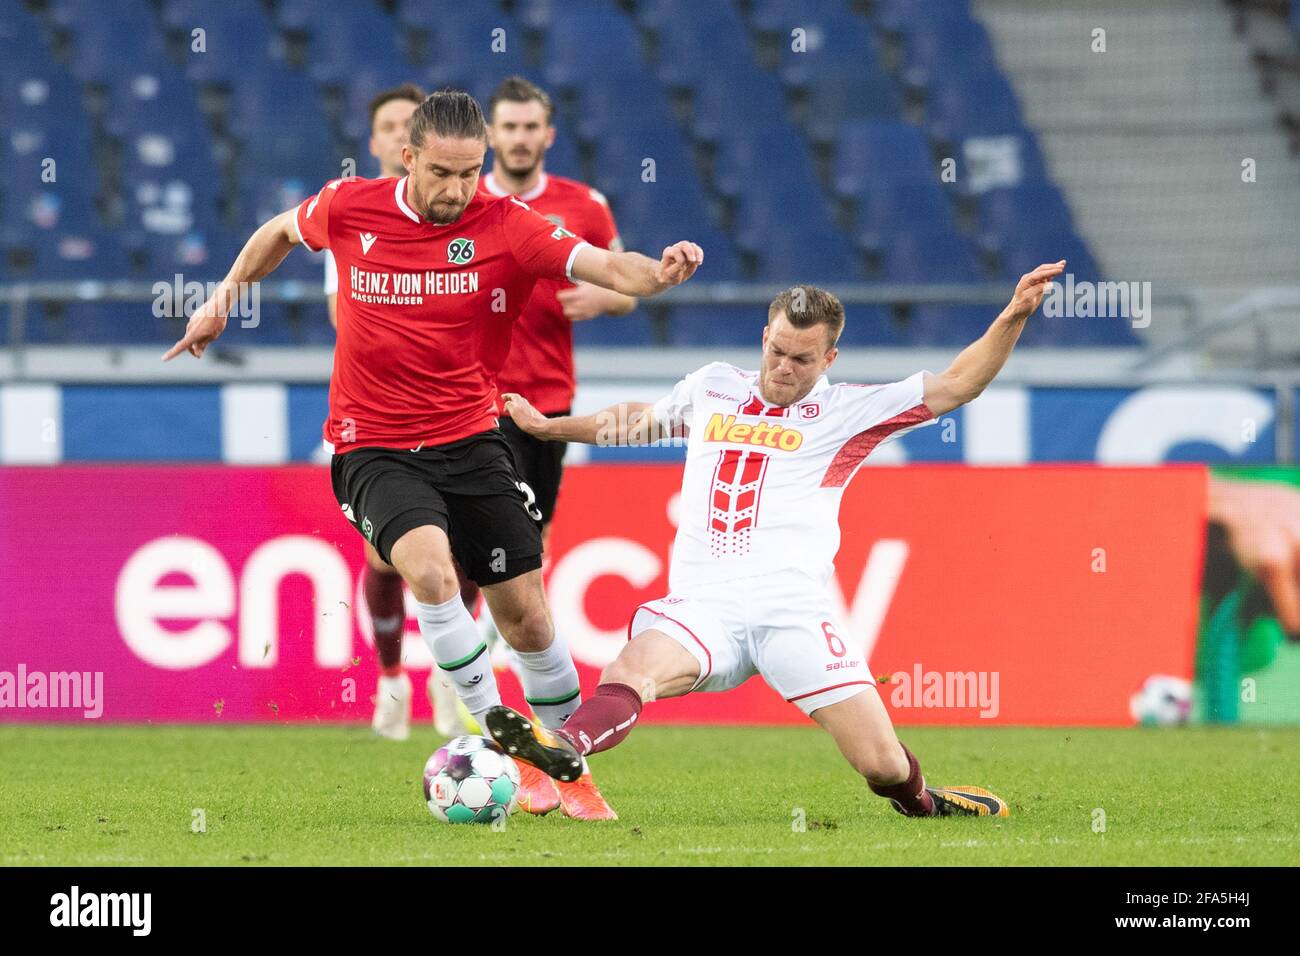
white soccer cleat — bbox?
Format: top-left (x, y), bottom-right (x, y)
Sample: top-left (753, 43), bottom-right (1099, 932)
top-left (371, 673), bottom-right (412, 741)
top-left (428, 670), bottom-right (477, 737)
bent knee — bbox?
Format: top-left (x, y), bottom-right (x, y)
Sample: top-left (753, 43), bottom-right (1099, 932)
top-left (403, 559), bottom-right (460, 605)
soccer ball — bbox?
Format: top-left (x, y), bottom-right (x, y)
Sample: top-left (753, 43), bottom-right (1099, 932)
top-left (1129, 674), bottom-right (1193, 726)
top-left (423, 735), bottom-right (521, 824)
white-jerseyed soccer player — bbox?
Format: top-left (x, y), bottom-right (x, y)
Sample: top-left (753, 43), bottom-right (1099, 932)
top-left (486, 262), bottom-right (1065, 818)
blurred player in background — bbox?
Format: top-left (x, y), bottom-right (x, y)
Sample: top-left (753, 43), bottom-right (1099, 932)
top-left (321, 82), bottom-right (431, 743)
top-left (461, 77), bottom-right (638, 744)
top-left (482, 76), bottom-right (636, 552)
top-left (490, 262), bottom-right (1067, 818)
top-left (165, 90), bottom-right (704, 819)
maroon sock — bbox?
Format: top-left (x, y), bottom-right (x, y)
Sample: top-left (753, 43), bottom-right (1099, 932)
top-left (868, 742), bottom-right (936, 817)
top-left (557, 683), bottom-right (643, 756)
top-left (363, 565), bottom-right (406, 671)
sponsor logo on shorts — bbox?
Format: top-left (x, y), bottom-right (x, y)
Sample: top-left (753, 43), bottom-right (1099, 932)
top-left (702, 413), bottom-right (804, 451)
top-left (361, 516), bottom-right (374, 541)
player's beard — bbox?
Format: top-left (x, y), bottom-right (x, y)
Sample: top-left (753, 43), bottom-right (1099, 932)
top-left (499, 148), bottom-right (541, 179)
top-left (411, 184), bottom-right (468, 225)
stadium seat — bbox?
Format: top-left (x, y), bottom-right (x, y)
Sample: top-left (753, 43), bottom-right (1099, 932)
top-left (854, 179), bottom-right (960, 240)
top-left (424, 16), bottom-right (529, 94)
top-left (689, 71), bottom-right (790, 147)
top-left (49, 0), bottom-right (168, 86)
top-left (976, 181), bottom-right (1077, 246)
top-left (306, 8), bottom-right (406, 87)
top-left (541, 10), bottom-right (643, 90)
top-left (880, 229), bottom-right (983, 283)
top-left (572, 312), bottom-right (656, 347)
top-left (925, 67), bottom-right (1028, 142)
top-left (712, 122), bottom-right (822, 200)
top-left (648, 3), bottom-right (756, 92)
top-left (166, 3), bottom-right (280, 88)
top-left (832, 120), bottom-right (936, 198)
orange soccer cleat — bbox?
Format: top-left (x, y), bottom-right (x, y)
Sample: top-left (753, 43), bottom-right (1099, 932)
top-left (556, 766), bottom-right (618, 821)
top-left (514, 760), bottom-right (561, 816)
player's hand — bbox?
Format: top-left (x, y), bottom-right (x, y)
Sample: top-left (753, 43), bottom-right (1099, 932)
top-left (654, 241), bottom-right (703, 289)
top-left (162, 286), bottom-right (232, 360)
top-left (502, 392), bottom-right (550, 438)
top-left (1209, 477), bottom-right (1300, 637)
top-left (1005, 260), bottom-right (1066, 322)
top-left (557, 281), bottom-right (611, 322)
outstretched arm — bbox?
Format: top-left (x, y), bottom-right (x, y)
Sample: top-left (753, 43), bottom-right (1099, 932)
top-left (162, 208), bottom-right (301, 360)
top-left (569, 241), bottom-right (702, 298)
top-left (922, 260), bottom-right (1066, 416)
top-left (502, 393), bottom-right (673, 446)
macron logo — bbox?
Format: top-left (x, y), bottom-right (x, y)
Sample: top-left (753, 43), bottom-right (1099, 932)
top-left (359, 232), bottom-right (377, 255)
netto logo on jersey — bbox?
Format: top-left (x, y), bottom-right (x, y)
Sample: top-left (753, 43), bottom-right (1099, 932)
top-left (447, 237), bottom-right (475, 264)
top-left (702, 413), bottom-right (803, 451)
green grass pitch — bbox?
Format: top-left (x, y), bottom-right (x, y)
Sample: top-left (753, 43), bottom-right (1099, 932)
top-left (1, 724), bottom-right (1296, 866)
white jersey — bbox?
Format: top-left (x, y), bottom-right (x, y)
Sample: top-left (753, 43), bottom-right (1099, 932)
top-left (652, 362), bottom-right (936, 592)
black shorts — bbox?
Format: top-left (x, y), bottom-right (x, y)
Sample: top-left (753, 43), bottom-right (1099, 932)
top-left (499, 409), bottom-right (569, 527)
top-left (330, 430), bottom-right (542, 586)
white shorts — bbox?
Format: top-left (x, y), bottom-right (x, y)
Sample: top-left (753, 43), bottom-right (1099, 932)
top-left (627, 573), bottom-right (873, 716)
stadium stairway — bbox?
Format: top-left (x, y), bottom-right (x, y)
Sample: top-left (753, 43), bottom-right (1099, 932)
top-left (976, 0), bottom-right (1300, 353)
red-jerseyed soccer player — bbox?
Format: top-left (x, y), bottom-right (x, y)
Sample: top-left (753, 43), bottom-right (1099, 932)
top-left (488, 265), bottom-right (1066, 819)
top-left (322, 82), bottom-right (428, 743)
top-left (321, 82), bottom-right (474, 745)
top-left (163, 90), bottom-right (704, 820)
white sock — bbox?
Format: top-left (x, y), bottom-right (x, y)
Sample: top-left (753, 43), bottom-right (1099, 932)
top-left (416, 595), bottom-right (501, 726)
top-left (514, 635), bottom-right (582, 729)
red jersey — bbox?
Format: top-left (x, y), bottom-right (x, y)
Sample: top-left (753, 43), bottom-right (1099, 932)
top-left (480, 172), bottom-right (621, 414)
top-left (294, 176), bottom-right (588, 454)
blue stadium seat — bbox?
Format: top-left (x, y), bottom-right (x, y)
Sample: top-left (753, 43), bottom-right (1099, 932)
top-left (228, 64), bottom-right (334, 184)
top-left (575, 75), bottom-right (677, 143)
top-left (541, 10), bottom-right (642, 90)
top-left (976, 181), bottom-right (1076, 245)
top-left (712, 122), bottom-right (822, 200)
top-left (802, 67), bottom-right (902, 144)
top-left (668, 305), bottom-right (764, 347)
top-left (907, 305), bottom-right (996, 346)
top-left (163, 2), bottom-right (280, 87)
top-left (591, 121), bottom-right (700, 204)
top-left (689, 71), bottom-right (790, 147)
top-left (854, 179), bottom-right (960, 241)
top-left (832, 120), bottom-right (935, 198)
top-left (898, 18), bottom-right (996, 89)
top-left (649, 3), bottom-right (756, 92)
top-left (926, 68), bottom-right (1027, 141)
top-left (307, 8), bottom-right (406, 87)
top-left (49, 0), bottom-right (168, 86)
top-left (837, 304), bottom-right (905, 346)
top-left (881, 230), bottom-right (982, 283)
top-left (420, 9), bottom-right (527, 81)
top-left (572, 312), bottom-right (656, 347)
top-left (995, 228), bottom-right (1102, 284)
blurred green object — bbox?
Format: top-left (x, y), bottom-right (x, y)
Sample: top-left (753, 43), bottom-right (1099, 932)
top-left (1198, 467), bottom-right (1300, 724)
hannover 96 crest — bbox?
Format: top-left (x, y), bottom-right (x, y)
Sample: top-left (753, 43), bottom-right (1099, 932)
top-left (447, 237), bottom-right (475, 264)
